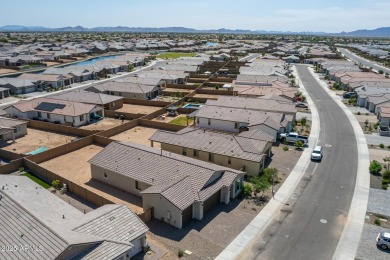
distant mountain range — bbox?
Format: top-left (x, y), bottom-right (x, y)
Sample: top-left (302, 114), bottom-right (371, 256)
top-left (1, 25), bottom-right (390, 37)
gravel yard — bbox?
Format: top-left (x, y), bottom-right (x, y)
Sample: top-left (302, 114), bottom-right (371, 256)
top-left (356, 224), bottom-right (390, 260)
top-left (0, 128), bottom-right (76, 154)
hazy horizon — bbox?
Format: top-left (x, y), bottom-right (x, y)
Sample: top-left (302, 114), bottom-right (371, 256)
top-left (2, 0), bottom-right (389, 33)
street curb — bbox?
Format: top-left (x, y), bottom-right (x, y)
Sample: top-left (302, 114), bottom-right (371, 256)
top-left (308, 68), bottom-right (370, 260)
top-left (216, 66), bottom-right (320, 260)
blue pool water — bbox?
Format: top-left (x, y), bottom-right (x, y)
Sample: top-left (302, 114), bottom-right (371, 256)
top-left (25, 146), bottom-right (48, 155)
top-left (204, 42), bottom-right (219, 47)
top-left (183, 103), bottom-right (203, 109)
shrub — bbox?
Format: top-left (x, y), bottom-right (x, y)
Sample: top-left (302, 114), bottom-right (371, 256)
top-left (382, 179), bottom-right (389, 185)
top-left (178, 249), bottom-right (184, 258)
top-left (369, 160), bottom-right (382, 174)
top-left (382, 184), bottom-right (388, 190)
top-left (52, 179), bottom-right (60, 190)
top-left (378, 70), bottom-right (384, 74)
top-left (283, 146), bottom-right (289, 151)
top-left (241, 184), bottom-right (253, 198)
top-left (388, 145), bottom-right (390, 150)
top-left (374, 218), bottom-right (382, 225)
top-left (18, 167), bottom-right (24, 172)
top-left (251, 176), bottom-right (271, 195)
top-left (262, 167), bottom-right (279, 184)
top-left (357, 112), bottom-right (361, 115)
top-left (382, 169), bottom-right (390, 180)
top-left (380, 143), bottom-right (385, 148)
top-left (295, 140), bottom-right (304, 150)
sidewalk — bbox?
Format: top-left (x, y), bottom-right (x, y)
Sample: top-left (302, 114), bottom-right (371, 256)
top-left (216, 66), bottom-right (321, 260)
top-left (308, 67), bottom-right (370, 260)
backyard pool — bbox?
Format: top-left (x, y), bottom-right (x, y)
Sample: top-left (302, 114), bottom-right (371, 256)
top-left (61, 55), bottom-right (123, 67)
top-left (183, 103), bottom-right (203, 109)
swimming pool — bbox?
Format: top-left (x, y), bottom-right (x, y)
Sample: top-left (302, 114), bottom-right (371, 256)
top-left (183, 103), bottom-right (203, 109)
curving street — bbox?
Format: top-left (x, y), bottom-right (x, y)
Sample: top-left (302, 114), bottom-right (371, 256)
top-left (245, 65), bottom-right (359, 260)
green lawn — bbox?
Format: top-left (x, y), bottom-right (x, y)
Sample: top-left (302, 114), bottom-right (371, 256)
top-left (21, 173), bottom-right (51, 189)
top-left (169, 117), bottom-right (194, 126)
top-left (157, 52), bottom-right (196, 59)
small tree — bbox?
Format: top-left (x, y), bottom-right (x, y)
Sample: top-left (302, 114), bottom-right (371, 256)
top-left (300, 117), bottom-right (307, 131)
top-left (369, 160), bottom-right (382, 175)
top-left (378, 69), bottom-right (384, 74)
top-left (295, 140), bottom-right (304, 150)
top-left (263, 167), bottom-right (279, 184)
top-left (251, 176), bottom-right (271, 196)
top-left (52, 179), bottom-right (60, 190)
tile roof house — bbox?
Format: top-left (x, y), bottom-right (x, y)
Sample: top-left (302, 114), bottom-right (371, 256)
top-left (206, 95), bottom-right (297, 115)
top-left (191, 105), bottom-right (293, 139)
top-left (0, 175), bottom-right (148, 259)
top-left (0, 116), bottom-right (27, 142)
top-left (4, 97), bottom-right (103, 127)
top-left (378, 105), bottom-right (390, 127)
top-left (232, 80), bottom-right (297, 100)
top-left (0, 77), bottom-right (41, 95)
top-left (51, 90), bottom-right (124, 110)
top-left (18, 73), bottom-right (68, 89)
top-left (150, 127), bottom-right (273, 176)
top-left (89, 141), bottom-right (244, 229)
top-left (136, 69), bottom-right (189, 84)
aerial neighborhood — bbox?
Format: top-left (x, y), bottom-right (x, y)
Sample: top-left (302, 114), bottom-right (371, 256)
top-left (0, 24), bottom-right (390, 260)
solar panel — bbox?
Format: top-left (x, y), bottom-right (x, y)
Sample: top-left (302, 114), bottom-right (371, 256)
top-left (34, 102), bottom-right (66, 112)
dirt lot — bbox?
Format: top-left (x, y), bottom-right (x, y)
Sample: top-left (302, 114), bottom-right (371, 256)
top-left (80, 117), bottom-right (129, 131)
top-left (0, 68), bottom-right (17, 74)
top-left (39, 144), bottom-right (143, 213)
top-left (115, 104), bottom-right (163, 115)
top-left (110, 126), bottom-right (160, 148)
top-left (148, 144), bottom-right (303, 259)
top-left (163, 88), bottom-right (193, 94)
top-left (193, 94), bottom-right (220, 100)
top-left (44, 61), bottom-right (62, 66)
top-left (0, 128), bottom-right (76, 154)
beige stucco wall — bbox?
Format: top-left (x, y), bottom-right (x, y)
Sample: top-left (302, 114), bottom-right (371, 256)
top-left (142, 193), bottom-right (183, 228)
top-left (90, 164), bottom-right (151, 196)
top-left (160, 143), bottom-right (270, 176)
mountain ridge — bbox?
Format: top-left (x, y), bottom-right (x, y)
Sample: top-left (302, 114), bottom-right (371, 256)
top-left (1, 25), bottom-right (390, 37)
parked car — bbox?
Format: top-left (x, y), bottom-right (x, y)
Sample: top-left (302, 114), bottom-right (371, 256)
top-left (280, 132), bottom-right (308, 144)
top-left (376, 231), bottom-right (390, 250)
top-left (295, 102), bottom-right (308, 108)
top-left (343, 92), bottom-right (356, 99)
top-left (311, 146), bottom-right (323, 161)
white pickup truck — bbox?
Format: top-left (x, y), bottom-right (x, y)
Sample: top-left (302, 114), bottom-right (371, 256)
top-left (280, 132), bottom-right (309, 144)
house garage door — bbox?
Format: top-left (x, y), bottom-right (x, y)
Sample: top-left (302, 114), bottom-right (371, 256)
top-left (203, 190), bottom-right (221, 213)
top-left (182, 205), bottom-right (193, 225)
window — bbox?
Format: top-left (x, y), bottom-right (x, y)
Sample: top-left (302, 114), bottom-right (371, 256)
top-left (228, 157), bottom-right (232, 165)
top-left (208, 118), bottom-right (211, 126)
top-left (208, 153), bottom-right (214, 162)
top-left (13, 126), bottom-right (20, 134)
top-left (37, 112), bottom-right (42, 118)
top-left (182, 147), bottom-right (187, 156)
top-left (47, 113), bottom-right (51, 120)
top-left (193, 149), bottom-right (198, 157)
top-left (235, 179), bottom-right (241, 192)
top-left (234, 122), bottom-right (239, 129)
top-left (135, 180), bottom-right (141, 190)
top-left (80, 115), bottom-right (84, 121)
top-left (0, 135), bottom-right (3, 141)
top-left (104, 172), bottom-right (107, 178)
top-left (196, 118), bottom-right (199, 124)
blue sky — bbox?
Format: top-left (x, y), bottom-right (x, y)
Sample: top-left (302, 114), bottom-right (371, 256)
top-left (1, 0), bottom-right (389, 32)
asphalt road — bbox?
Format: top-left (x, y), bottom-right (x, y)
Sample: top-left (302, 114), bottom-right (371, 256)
top-left (247, 65), bottom-right (359, 260)
top-left (338, 48), bottom-right (390, 74)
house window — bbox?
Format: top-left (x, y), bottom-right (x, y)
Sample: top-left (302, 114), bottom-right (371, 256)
top-left (112, 102), bottom-right (116, 107)
top-left (0, 135), bottom-right (3, 141)
top-left (47, 113), bottom-right (51, 120)
top-left (135, 180), bottom-right (141, 190)
top-left (208, 118), bottom-right (211, 126)
top-left (182, 147), bottom-right (187, 156)
top-left (80, 115), bottom-right (84, 121)
top-left (208, 153), bottom-right (214, 162)
top-left (104, 172), bottom-right (107, 178)
top-left (37, 112), bottom-right (42, 118)
top-left (234, 122), bottom-right (239, 129)
top-left (118, 92), bottom-right (122, 96)
top-left (228, 157), bottom-right (232, 164)
top-left (235, 179), bottom-right (241, 192)
top-left (14, 126), bottom-right (20, 133)
top-left (193, 149), bottom-right (198, 157)
top-left (196, 118), bottom-right (199, 124)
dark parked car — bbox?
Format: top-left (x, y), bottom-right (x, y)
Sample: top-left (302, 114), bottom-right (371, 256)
top-left (343, 92), bottom-right (356, 99)
top-left (295, 102), bottom-right (308, 108)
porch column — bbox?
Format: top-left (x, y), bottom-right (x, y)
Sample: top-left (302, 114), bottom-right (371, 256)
top-left (193, 201), bottom-right (203, 220)
top-left (151, 140), bottom-right (154, 147)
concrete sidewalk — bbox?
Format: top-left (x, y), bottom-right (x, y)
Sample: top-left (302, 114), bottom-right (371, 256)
top-left (216, 66), bottom-right (321, 260)
top-left (308, 67), bottom-right (370, 260)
